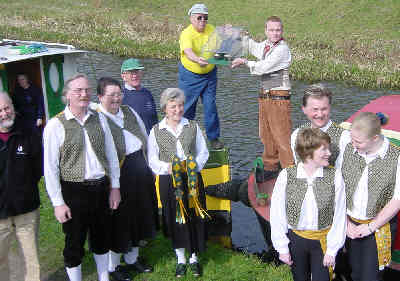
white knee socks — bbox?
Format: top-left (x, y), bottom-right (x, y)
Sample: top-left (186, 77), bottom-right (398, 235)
top-left (108, 250), bottom-right (122, 272)
top-left (93, 253), bottom-right (110, 281)
top-left (123, 247), bottom-right (139, 264)
top-left (66, 264), bottom-right (82, 281)
top-left (189, 252), bottom-right (198, 264)
top-left (175, 248), bottom-right (186, 264)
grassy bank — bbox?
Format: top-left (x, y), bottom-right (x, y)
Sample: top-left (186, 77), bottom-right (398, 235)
top-left (0, 0), bottom-right (399, 89)
top-left (27, 179), bottom-right (292, 281)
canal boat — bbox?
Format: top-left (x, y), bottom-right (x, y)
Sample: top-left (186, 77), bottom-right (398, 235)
top-left (0, 39), bottom-right (86, 120)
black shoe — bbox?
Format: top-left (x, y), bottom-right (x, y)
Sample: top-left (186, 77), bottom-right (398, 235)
top-left (255, 169), bottom-right (280, 183)
top-left (110, 265), bottom-right (132, 281)
top-left (189, 262), bottom-right (202, 277)
top-left (124, 261), bottom-right (153, 273)
top-left (175, 263), bottom-right (187, 278)
top-left (210, 139), bottom-right (224, 150)
top-left (383, 267), bottom-right (400, 280)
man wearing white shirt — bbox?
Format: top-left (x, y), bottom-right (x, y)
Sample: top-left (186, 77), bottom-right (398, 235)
top-left (232, 16), bottom-right (293, 181)
top-left (43, 74), bottom-right (121, 281)
top-left (291, 84), bottom-right (351, 167)
top-left (338, 112), bottom-right (400, 281)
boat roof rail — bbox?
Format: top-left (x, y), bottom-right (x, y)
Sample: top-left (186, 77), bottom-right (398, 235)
top-left (1, 39), bottom-right (77, 50)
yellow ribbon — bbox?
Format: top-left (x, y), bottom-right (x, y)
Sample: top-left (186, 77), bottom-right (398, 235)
top-left (350, 217), bottom-right (391, 270)
top-left (293, 228), bottom-right (334, 280)
top-left (171, 156), bottom-right (210, 224)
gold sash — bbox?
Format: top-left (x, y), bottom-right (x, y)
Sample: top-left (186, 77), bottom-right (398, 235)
top-left (350, 217), bottom-right (391, 270)
top-left (293, 228), bottom-right (334, 280)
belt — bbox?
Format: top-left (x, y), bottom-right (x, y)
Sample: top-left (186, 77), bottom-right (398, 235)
top-left (259, 89), bottom-right (290, 100)
top-left (82, 176), bottom-right (106, 186)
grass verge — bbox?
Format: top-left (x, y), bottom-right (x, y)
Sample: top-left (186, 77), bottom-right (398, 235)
top-left (33, 180), bottom-right (292, 280)
top-left (0, 0), bottom-right (399, 89)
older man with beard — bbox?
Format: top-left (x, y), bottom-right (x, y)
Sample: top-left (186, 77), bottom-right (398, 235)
top-left (0, 92), bottom-right (42, 281)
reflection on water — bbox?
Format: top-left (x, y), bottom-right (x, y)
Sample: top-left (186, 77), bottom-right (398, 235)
top-left (78, 52), bottom-right (397, 253)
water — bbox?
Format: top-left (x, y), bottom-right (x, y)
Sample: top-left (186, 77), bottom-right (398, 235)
top-left (78, 51), bottom-right (398, 253)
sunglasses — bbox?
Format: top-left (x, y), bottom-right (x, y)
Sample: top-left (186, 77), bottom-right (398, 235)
top-left (196, 15), bottom-right (208, 21)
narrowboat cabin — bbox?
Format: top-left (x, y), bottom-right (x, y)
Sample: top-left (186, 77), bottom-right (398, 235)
top-left (0, 39), bottom-right (86, 121)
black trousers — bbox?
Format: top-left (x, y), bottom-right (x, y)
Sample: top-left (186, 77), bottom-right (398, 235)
top-left (346, 234), bottom-right (382, 281)
top-left (61, 178), bottom-right (111, 268)
top-left (288, 230), bottom-right (330, 281)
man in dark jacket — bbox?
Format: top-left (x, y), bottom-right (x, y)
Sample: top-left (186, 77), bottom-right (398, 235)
top-left (0, 91), bottom-right (42, 281)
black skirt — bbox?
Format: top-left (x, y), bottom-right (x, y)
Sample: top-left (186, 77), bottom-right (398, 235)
top-left (110, 150), bottom-right (159, 253)
top-left (158, 172), bottom-right (208, 253)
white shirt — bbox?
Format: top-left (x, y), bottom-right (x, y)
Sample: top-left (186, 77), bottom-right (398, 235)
top-left (291, 120), bottom-right (351, 167)
top-left (270, 163), bottom-right (347, 256)
top-left (124, 84), bottom-right (139, 91)
top-left (43, 106), bottom-right (120, 207)
top-left (147, 117), bottom-right (209, 175)
top-left (244, 38), bottom-right (291, 90)
top-left (338, 137), bottom-right (400, 220)
top-left (97, 104), bottom-right (148, 155)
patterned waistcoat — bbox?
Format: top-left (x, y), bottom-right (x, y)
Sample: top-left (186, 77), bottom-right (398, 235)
top-left (286, 165), bottom-right (336, 229)
top-left (295, 121), bottom-right (344, 166)
top-left (342, 142), bottom-right (399, 217)
top-left (106, 105), bottom-right (147, 162)
top-left (57, 111), bottom-right (109, 182)
top-left (153, 120), bottom-right (197, 162)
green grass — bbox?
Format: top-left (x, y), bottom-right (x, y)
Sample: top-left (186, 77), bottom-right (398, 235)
top-left (34, 180), bottom-right (292, 280)
top-left (0, 0), bottom-right (399, 89)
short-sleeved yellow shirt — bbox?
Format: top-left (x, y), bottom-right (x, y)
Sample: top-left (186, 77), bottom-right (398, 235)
top-left (179, 24), bottom-right (215, 74)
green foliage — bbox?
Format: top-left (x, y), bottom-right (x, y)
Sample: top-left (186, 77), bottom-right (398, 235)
top-left (0, 0), bottom-right (398, 88)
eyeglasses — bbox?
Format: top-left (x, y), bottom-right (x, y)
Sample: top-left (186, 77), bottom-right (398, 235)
top-left (104, 93), bottom-right (124, 98)
top-left (196, 15), bottom-right (208, 21)
top-left (70, 88), bottom-right (92, 94)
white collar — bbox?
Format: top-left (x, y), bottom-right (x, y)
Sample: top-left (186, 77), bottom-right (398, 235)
top-left (159, 117), bottom-right (189, 130)
top-left (296, 162), bottom-right (324, 179)
top-left (98, 104), bottom-right (123, 120)
top-left (317, 120), bottom-right (332, 132)
top-left (64, 106), bottom-right (93, 121)
top-left (353, 136), bottom-right (389, 159)
top-left (124, 84), bottom-right (139, 91)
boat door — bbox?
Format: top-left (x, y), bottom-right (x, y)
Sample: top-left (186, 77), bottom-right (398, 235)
top-left (4, 58), bottom-right (47, 127)
top-left (42, 55), bottom-right (64, 117)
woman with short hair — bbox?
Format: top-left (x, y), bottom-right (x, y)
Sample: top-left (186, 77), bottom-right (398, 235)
top-left (147, 88), bottom-right (209, 278)
top-left (96, 77), bottom-right (158, 281)
top-left (271, 128), bottom-right (346, 281)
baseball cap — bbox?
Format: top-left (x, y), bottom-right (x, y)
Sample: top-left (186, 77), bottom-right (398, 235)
top-left (121, 58), bottom-right (144, 73)
top-left (188, 3), bottom-right (208, 15)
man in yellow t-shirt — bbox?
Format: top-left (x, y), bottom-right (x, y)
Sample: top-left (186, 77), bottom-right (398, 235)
top-left (178, 3), bottom-right (223, 150)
